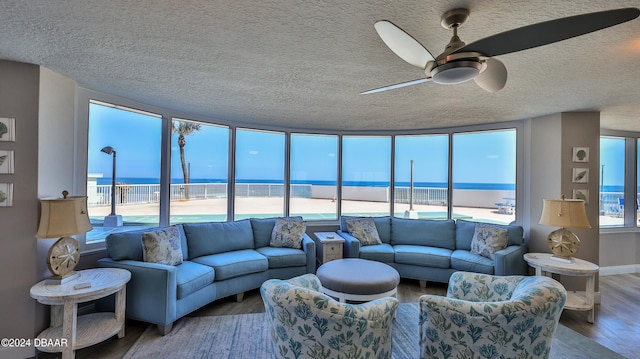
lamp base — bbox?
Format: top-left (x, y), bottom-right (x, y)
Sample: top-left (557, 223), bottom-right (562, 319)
top-left (104, 214), bottom-right (123, 227)
top-left (550, 255), bottom-right (574, 264)
top-left (45, 271), bottom-right (80, 285)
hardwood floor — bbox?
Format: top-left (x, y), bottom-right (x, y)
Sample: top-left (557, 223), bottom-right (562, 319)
top-left (37, 274), bottom-right (639, 359)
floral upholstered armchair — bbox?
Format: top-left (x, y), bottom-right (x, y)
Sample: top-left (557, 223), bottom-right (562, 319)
top-left (260, 273), bottom-right (399, 359)
top-left (419, 271), bottom-right (566, 359)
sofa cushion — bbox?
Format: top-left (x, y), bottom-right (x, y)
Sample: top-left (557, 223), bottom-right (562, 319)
top-left (191, 249), bottom-right (268, 281)
top-left (175, 261), bottom-right (215, 299)
top-left (345, 217), bottom-right (382, 246)
top-left (391, 218), bottom-right (456, 249)
top-left (251, 217), bottom-right (276, 248)
top-left (184, 220), bottom-right (254, 258)
top-left (256, 246), bottom-right (307, 268)
top-left (341, 216), bottom-right (391, 243)
top-left (358, 243), bottom-right (395, 263)
top-left (141, 226), bottom-right (184, 265)
top-left (270, 217), bottom-right (306, 249)
top-left (393, 245), bottom-right (452, 268)
top-left (450, 250), bottom-right (494, 274)
top-left (456, 219), bottom-right (524, 250)
top-left (470, 223), bottom-right (508, 260)
top-left (106, 225), bottom-right (189, 261)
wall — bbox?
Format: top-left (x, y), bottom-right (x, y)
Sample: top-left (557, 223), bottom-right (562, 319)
top-left (0, 60), bottom-right (40, 359)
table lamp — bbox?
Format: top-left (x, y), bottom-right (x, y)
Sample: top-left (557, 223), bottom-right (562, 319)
top-left (538, 196), bottom-right (591, 263)
top-left (36, 191), bottom-right (92, 284)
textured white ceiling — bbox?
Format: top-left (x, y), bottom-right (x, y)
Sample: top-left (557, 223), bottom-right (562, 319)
top-left (1, 1), bottom-right (639, 131)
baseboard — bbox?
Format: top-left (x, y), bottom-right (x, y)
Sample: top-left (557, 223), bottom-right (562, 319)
top-left (599, 264), bottom-right (640, 276)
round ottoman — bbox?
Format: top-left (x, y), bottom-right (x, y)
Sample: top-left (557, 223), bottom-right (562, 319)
top-left (316, 258), bottom-right (400, 303)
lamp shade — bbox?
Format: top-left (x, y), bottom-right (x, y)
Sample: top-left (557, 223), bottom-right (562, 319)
top-left (36, 195), bottom-right (92, 238)
top-left (539, 198), bottom-right (591, 229)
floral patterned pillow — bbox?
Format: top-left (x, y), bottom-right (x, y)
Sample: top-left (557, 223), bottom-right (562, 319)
top-left (470, 223), bottom-right (508, 260)
top-left (346, 218), bottom-right (382, 246)
top-left (141, 226), bottom-right (183, 265)
top-left (270, 217), bottom-right (306, 249)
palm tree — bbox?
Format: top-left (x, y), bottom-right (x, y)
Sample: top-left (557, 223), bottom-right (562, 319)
top-left (172, 121), bottom-right (201, 199)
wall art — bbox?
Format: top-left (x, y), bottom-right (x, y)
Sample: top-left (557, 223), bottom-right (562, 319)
top-left (572, 147), bottom-right (589, 162)
top-left (0, 183), bottom-right (13, 207)
top-left (572, 168), bottom-right (589, 183)
top-left (0, 150), bottom-right (14, 174)
top-left (573, 189), bottom-right (589, 204)
top-left (0, 117), bottom-right (15, 142)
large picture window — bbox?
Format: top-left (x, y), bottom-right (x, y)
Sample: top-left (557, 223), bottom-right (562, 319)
top-left (86, 101), bottom-right (162, 242)
top-left (341, 136), bottom-right (391, 217)
top-left (394, 135), bottom-right (449, 219)
top-left (234, 129), bottom-right (285, 219)
top-left (452, 129), bottom-right (516, 225)
top-left (599, 137), bottom-right (625, 227)
top-left (290, 134), bottom-right (338, 220)
top-left (170, 119), bottom-right (229, 224)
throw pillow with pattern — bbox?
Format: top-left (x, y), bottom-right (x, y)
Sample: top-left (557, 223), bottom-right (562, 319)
top-left (470, 223), bottom-right (508, 260)
top-left (141, 226), bottom-right (183, 265)
top-left (346, 218), bottom-right (382, 246)
top-left (270, 217), bottom-right (306, 249)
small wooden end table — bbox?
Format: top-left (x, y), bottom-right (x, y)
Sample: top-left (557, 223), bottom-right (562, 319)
top-left (523, 253), bottom-right (599, 323)
top-left (313, 232), bottom-right (345, 265)
top-left (30, 268), bottom-right (131, 359)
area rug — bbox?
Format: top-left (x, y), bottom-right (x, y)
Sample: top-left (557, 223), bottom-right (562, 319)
top-left (123, 303), bottom-right (625, 359)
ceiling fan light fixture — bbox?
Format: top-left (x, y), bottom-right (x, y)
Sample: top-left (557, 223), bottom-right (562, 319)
top-left (430, 60), bottom-right (482, 85)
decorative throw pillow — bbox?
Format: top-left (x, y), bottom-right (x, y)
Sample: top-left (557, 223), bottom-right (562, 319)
top-left (270, 217), bottom-right (306, 249)
top-left (470, 223), bottom-right (508, 260)
top-left (346, 218), bottom-right (382, 246)
top-left (141, 226), bottom-right (183, 265)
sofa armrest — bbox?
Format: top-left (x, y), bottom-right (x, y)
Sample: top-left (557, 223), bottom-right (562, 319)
top-left (97, 258), bottom-right (178, 326)
top-left (493, 244), bottom-right (528, 276)
top-left (302, 233), bottom-right (317, 273)
top-left (337, 230), bottom-right (360, 258)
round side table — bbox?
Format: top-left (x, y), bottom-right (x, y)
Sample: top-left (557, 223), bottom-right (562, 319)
top-left (523, 253), bottom-right (599, 323)
top-left (30, 268), bottom-right (131, 359)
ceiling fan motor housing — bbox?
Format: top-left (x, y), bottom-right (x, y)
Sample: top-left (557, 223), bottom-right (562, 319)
top-left (430, 60), bottom-right (482, 84)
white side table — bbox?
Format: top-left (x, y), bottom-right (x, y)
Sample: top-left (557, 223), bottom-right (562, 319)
top-left (313, 232), bottom-right (345, 265)
top-left (523, 253), bottom-right (599, 323)
top-left (30, 268), bottom-right (131, 359)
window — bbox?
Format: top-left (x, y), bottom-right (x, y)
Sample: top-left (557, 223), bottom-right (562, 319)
top-left (290, 134), bottom-right (338, 220)
top-left (234, 129), bottom-right (285, 219)
top-left (86, 101), bottom-right (162, 242)
top-left (452, 129), bottom-right (516, 225)
top-left (341, 136), bottom-right (391, 217)
top-left (394, 135), bottom-right (449, 219)
top-left (599, 137), bottom-right (625, 227)
top-left (170, 119), bottom-right (229, 224)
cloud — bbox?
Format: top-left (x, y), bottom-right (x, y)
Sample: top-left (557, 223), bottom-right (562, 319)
top-left (249, 150), bottom-right (259, 155)
top-left (487, 155), bottom-right (499, 159)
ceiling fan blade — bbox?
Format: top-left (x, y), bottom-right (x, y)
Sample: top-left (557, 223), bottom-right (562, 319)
top-left (361, 78), bottom-right (429, 95)
top-left (474, 58), bottom-right (507, 93)
top-left (374, 20), bottom-right (435, 69)
top-left (453, 7), bottom-right (640, 57)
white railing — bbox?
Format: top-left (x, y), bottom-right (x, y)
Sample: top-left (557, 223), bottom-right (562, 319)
top-left (600, 192), bottom-right (626, 216)
top-left (87, 183), bottom-right (450, 207)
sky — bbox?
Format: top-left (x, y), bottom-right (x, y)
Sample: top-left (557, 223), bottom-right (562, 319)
top-left (87, 102), bottom-right (624, 188)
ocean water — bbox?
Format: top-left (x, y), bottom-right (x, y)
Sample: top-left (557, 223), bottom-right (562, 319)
top-left (95, 177), bottom-right (524, 190)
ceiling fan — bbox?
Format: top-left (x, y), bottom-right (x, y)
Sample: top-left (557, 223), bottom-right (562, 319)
top-left (362, 7), bottom-right (640, 94)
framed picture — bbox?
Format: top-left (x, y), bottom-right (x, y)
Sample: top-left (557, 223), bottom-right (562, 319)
top-left (573, 189), bottom-right (589, 204)
top-left (572, 147), bottom-right (589, 162)
top-left (572, 168), bottom-right (589, 183)
top-left (0, 183), bottom-right (13, 207)
top-left (0, 150), bottom-right (14, 174)
top-left (0, 117), bottom-right (15, 142)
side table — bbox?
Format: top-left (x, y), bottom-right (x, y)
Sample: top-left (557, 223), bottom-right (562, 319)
top-left (523, 253), bottom-right (599, 323)
top-left (30, 268), bottom-right (131, 359)
top-left (313, 232), bottom-right (345, 265)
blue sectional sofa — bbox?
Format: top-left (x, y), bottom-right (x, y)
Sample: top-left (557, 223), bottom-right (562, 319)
top-left (97, 218), bottom-right (316, 334)
top-left (338, 216), bottom-right (527, 285)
